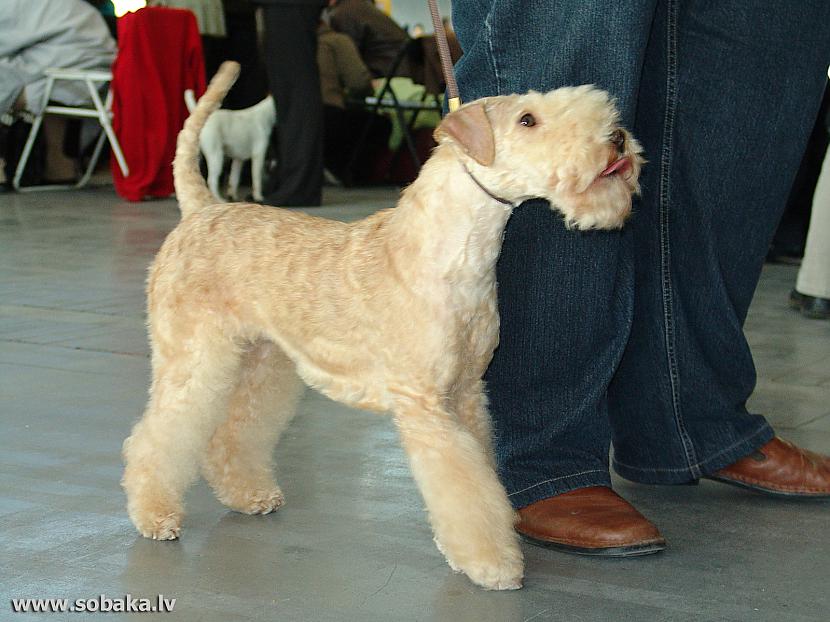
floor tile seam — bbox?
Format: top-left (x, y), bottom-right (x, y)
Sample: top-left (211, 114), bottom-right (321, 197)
top-left (0, 360), bottom-right (144, 377)
top-left (791, 411), bottom-right (830, 429)
top-left (0, 304), bottom-right (144, 319)
top-left (0, 338), bottom-right (149, 357)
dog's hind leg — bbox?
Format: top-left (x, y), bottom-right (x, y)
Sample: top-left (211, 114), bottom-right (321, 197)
top-left (204, 149), bottom-right (225, 202)
top-left (227, 158), bottom-right (242, 202)
top-left (122, 327), bottom-right (243, 540)
top-left (394, 399), bottom-right (523, 590)
top-left (250, 150), bottom-right (265, 202)
top-left (202, 341), bottom-right (303, 515)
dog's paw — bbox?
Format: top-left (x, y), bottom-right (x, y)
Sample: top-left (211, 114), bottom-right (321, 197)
top-left (461, 559), bottom-right (524, 591)
top-left (434, 538), bottom-right (461, 573)
top-left (241, 488), bottom-right (285, 515)
top-left (435, 538), bottom-right (523, 590)
top-left (219, 487), bottom-right (285, 515)
top-left (134, 512), bottom-right (182, 541)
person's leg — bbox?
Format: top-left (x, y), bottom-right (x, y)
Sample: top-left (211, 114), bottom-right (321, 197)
top-left (609, 0), bottom-right (830, 483)
top-left (260, 4), bottom-right (323, 207)
top-left (222, 9), bottom-right (268, 111)
top-left (771, 89), bottom-right (830, 263)
top-left (42, 116), bottom-right (76, 181)
top-left (452, 0), bottom-right (657, 509)
top-left (794, 146), bottom-right (830, 312)
top-left (322, 104), bottom-right (348, 179)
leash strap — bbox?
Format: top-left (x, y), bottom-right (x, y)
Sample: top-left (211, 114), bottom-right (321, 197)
top-left (463, 164), bottom-right (514, 207)
top-left (427, 0), bottom-right (461, 112)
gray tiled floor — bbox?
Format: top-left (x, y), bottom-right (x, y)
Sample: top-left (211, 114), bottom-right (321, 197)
top-left (1, 186), bottom-right (828, 621)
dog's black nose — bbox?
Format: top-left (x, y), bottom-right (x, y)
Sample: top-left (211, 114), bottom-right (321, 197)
top-left (610, 129), bottom-right (626, 150)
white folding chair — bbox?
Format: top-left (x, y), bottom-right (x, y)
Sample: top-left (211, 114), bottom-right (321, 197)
top-left (12, 68), bottom-right (129, 191)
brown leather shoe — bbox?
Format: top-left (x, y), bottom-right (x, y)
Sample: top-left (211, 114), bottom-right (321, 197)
top-left (707, 437), bottom-right (830, 498)
top-left (516, 486), bottom-right (666, 557)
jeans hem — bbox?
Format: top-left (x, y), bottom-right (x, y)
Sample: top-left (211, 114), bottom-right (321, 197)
top-left (612, 422), bottom-right (775, 484)
top-left (505, 469), bottom-right (612, 510)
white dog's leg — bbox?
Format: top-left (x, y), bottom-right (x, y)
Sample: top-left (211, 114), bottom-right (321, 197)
top-left (250, 150), bottom-right (265, 203)
top-left (227, 159), bottom-right (243, 202)
top-left (122, 329), bottom-right (242, 540)
top-left (394, 402), bottom-right (523, 590)
top-left (204, 149), bottom-right (225, 203)
top-left (202, 341), bottom-right (303, 514)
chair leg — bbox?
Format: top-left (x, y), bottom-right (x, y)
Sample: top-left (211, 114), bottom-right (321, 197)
top-left (88, 79), bottom-right (128, 177)
top-left (75, 128), bottom-right (108, 188)
top-left (395, 106), bottom-right (421, 169)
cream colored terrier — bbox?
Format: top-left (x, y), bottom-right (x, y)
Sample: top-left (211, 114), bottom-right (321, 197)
top-left (122, 62), bottom-right (642, 591)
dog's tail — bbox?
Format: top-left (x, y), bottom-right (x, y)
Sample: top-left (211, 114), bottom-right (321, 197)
top-left (174, 61), bottom-right (240, 218)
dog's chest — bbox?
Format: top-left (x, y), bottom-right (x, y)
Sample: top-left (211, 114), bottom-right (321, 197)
top-left (442, 276), bottom-right (499, 351)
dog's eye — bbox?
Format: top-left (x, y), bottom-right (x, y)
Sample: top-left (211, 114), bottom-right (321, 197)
top-left (519, 113), bottom-right (536, 127)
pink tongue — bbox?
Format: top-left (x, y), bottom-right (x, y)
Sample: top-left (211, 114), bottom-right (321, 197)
top-left (601, 157), bottom-right (630, 176)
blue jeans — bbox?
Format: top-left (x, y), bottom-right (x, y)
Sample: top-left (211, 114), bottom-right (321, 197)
top-left (452, 0), bottom-right (830, 508)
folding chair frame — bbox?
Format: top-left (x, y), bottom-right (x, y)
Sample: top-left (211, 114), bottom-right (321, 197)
top-left (13, 68), bottom-right (129, 192)
top-left (343, 40), bottom-right (442, 185)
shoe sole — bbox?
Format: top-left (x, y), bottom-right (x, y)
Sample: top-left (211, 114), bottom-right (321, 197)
top-left (704, 475), bottom-right (830, 499)
top-left (518, 533), bottom-right (667, 557)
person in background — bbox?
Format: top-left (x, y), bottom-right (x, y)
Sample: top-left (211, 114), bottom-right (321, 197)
top-left (317, 20), bottom-right (390, 184)
top-left (148, 0), bottom-right (228, 81)
top-left (791, 142), bottom-right (830, 320)
top-left (220, 0), bottom-right (268, 110)
top-left (86, 0), bottom-right (118, 38)
top-left (255, 0), bottom-right (325, 207)
top-left (769, 87), bottom-right (830, 264)
top-left (0, 0), bottom-right (116, 185)
top-left (327, 0), bottom-right (410, 79)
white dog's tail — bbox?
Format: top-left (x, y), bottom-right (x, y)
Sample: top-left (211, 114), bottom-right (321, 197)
top-left (183, 89), bottom-right (198, 114)
top-left (174, 61), bottom-right (240, 218)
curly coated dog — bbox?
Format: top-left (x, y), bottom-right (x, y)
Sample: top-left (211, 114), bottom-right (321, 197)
top-left (122, 61), bottom-right (642, 590)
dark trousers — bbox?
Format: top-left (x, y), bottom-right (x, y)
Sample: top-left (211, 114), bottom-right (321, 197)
top-left (453, 0), bottom-right (830, 508)
top-left (260, 4), bottom-right (323, 206)
top-left (221, 10), bottom-right (268, 111)
top-left (323, 105), bottom-right (391, 183)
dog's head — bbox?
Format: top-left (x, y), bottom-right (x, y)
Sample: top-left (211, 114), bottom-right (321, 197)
top-left (434, 86), bottom-right (643, 229)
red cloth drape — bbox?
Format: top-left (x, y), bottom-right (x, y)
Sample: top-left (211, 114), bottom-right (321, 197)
top-left (110, 7), bottom-right (206, 201)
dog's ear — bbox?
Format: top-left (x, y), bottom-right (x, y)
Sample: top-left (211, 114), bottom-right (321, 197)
top-left (434, 102), bottom-right (495, 167)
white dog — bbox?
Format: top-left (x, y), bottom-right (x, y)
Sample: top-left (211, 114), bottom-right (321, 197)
top-left (184, 90), bottom-right (276, 202)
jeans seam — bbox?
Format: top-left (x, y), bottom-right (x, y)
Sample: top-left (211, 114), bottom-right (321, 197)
top-left (614, 423), bottom-right (770, 474)
top-left (484, 9), bottom-right (501, 95)
top-left (658, 0), bottom-right (700, 478)
top-left (507, 469), bottom-right (607, 497)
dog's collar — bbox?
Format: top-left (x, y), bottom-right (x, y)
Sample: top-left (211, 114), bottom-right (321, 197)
top-left (462, 163), bottom-right (514, 207)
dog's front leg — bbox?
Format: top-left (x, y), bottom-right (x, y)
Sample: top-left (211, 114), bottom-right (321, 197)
top-left (394, 401), bottom-right (523, 590)
top-left (453, 382), bottom-right (497, 469)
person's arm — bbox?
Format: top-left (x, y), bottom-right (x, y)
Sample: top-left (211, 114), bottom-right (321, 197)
top-left (333, 33), bottom-right (372, 99)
